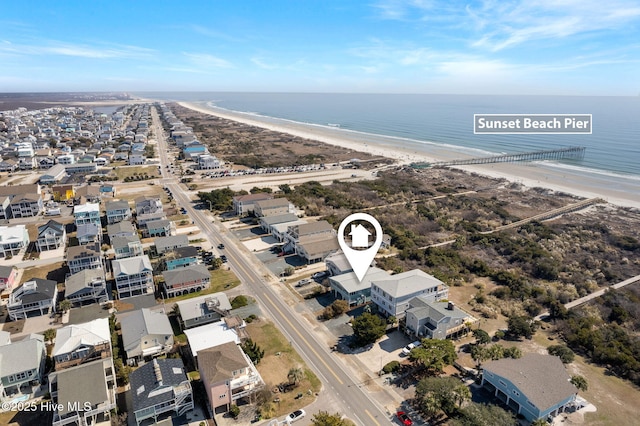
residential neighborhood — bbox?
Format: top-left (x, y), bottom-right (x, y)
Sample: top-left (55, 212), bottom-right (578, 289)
top-left (0, 100), bottom-right (609, 426)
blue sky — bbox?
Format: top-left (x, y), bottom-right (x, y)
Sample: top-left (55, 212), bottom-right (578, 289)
top-left (1, 0), bottom-right (639, 94)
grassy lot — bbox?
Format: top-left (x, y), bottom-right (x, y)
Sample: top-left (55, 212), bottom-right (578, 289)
top-left (162, 269), bottom-right (240, 304)
top-left (112, 165), bottom-right (159, 180)
top-left (20, 261), bottom-right (66, 284)
top-left (247, 320), bottom-right (321, 419)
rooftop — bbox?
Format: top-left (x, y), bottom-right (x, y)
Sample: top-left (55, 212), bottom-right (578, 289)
top-left (373, 269), bottom-right (445, 298)
top-left (176, 292), bottom-right (232, 322)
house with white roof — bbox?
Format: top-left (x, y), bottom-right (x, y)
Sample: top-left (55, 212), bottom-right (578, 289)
top-left (119, 308), bottom-right (174, 365)
top-left (198, 154), bottom-right (221, 170)
top-left (371, 269), bottom-right (449, 319)
top-left (112, 255), bottom-right (153, 299)
top-left (184, 318), bottom-right (246, 367)
top-left (53, 318), bottom-right (111, 370)
top-left (0, 225), bottom-right (29, 258)
top-left (74, 202), bottom-right (101, 227)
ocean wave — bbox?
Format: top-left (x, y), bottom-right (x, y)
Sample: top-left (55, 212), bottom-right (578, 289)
top-left (538, 161), bottom-right (640, 182)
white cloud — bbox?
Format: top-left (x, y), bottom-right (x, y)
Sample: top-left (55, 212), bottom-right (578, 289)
top-left (0, 40), bottom-right (155, 59)
top-left (182, 52), bottom-right (233, 69)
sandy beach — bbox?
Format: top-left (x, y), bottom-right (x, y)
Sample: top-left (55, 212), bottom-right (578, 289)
top-left (179, 101), bottom-right (640, 209)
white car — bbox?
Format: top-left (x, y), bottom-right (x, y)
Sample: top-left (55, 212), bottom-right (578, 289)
top-left (401, 340), bottom-right (422, 356)
top-left (285, 409), bottom-right (306, 423)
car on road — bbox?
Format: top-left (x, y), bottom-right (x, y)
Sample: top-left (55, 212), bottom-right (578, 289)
top-left (396, 411), bottom-right (413, 425)
top-left (401, 340), bottom-right (422, 356)
top-left (285, 409), bottom-right (306, 423)
top-left (312, 271), bottom-right (329, 280)
top-left (220, 255), bottom-right (228, 263)
top-left (218, 243), bottom-right (225, 249)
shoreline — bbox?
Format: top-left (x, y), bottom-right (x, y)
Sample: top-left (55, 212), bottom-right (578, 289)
top-left (179, 101), bottom-right (640, 209)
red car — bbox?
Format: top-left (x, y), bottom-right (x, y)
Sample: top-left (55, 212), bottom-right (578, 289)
top-left (397, 411), bottom-right (413, 426)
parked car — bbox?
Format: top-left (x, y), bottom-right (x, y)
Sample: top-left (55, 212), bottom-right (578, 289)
top-left (397, 411), bottom-right (413, 426)
top-left (220, 255), bottom-right (228, 263)
top-left (285, 409), bottom-right (306, 423)
top-left (295, 279), bottom-right (312, 288)
top-left (312, 271), bottom-right (329, 280)
top-left (401, 340), bottom-right (422, 356)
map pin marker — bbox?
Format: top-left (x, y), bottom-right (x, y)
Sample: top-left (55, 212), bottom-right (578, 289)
top-left (337, 213), bottom-right (383, 282)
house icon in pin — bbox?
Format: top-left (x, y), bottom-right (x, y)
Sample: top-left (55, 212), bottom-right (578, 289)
top-left (349, 224), bottom-right (371, 248)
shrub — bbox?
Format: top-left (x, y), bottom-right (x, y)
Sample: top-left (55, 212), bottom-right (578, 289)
top-left (229, 404), bottom-right (240, 419)
top-left (231, 295), bottom-right (249, 309)
top-left (382, 360), bottom-right (401, 374)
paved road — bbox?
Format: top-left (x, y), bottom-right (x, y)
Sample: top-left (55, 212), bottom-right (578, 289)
top-left (151, 106), bottom-right (392, 425)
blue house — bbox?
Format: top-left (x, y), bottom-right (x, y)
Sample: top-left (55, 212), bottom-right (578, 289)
top-left (481, 354), bottom-right (579, 422)
top-left (163, 246), bottom-right (199, 271)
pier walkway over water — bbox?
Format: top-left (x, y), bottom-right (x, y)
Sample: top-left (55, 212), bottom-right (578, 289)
top-left (410, 146), bottom-right (586, 169)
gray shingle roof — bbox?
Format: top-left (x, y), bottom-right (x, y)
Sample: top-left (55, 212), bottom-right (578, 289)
top-left (37, 219), bottom-right (64, 237)
top-left (57, 359), bottom-right (110, 416)
top-left (373, 269), bottom-right (445, 298)
top-left (130, 358), bottom-right (189, 413)
top-left (0, 334), bottom-right (45, 378)
top-left (483, 353), bottom-right (578, 411)
top-left (65, 268), bottom-right (104, 296)
top-left (176, 293), bottom-right (232, 322)
top-left (120, 308), bottom-right (172, 354)
top-left (12, 278), bottom-right (57, 304)
top-left (163, 264), bottom-right (210, 287)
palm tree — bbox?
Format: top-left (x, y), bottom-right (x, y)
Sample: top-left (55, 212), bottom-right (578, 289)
top-left (58, 299), bottom-right (72, 314)
top-left (453, 384), bottom-right (471, 407)
top-left (287, 367), bottom-right (304, 386)
top-left (43, 328), bottom-right (57, 344)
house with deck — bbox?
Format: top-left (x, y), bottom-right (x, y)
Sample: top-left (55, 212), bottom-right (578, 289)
top-left (120, 308), bottom-right (174, 365)
top-left (112, 235), bottom-right (143, 259)
top-left (371, 269), bottom-right (449, 319)
top-left (481, 354), bottom-right (579, 422)
top-left (36, 219), bottom-right (66, 251)
top-left (162, 264), bottom-right (210, 298)
top-left (176, 293), bottom-right (231, 330)
top-left (52, 318), bottom-right (112, 370)
top-left (105, 199), bottom-right (131, 224)
top-left (67, 243), bottom-right (102, 274)
top-left (7, 278), bottom-right (58, 320)
top-left (112, 255), bottom-right (153, 299)
top-left (130, 358), bottom-right (194, 425)
top-left (74, 202), bottom-right (101, 227)
top-left (64, 268), bottom-right (108, 306)
top-left (0, 334), bottom-right (46, 403)
top-left (49, 358), bottom-right (116, 426)
top-left (404, 299), bottom-right (477, 340)
top-left (198, 341), bottom-right (265, 414)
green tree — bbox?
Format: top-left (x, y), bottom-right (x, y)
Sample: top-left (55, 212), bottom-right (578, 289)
top-left (231, 295), bottom-right (249, 309)
top-left (473, 329), bottom-right (491, 345)
top-left (351, 313), bottom-right (387, 346)
top-left (311, 411), bottom-right (351, 426)
top-left (287, 367), bottom-right (304, 386)
top-left (58, 299), bottom-right (72, 313)
top-left (241, 339), bottom-right (265, 365)
top-left (452, 402), bottom-right (517, 426)
top-left (503, 346), bottom-right (522, 359)
top-left (486, 344), bottom-right (505, 360)
top-left (570, 375), bottom-right (588, 391)
top-left (322, 300), bottom-right (349, 319)
top-left (507, 316), bottom-right (536, 339)
top-left (229, 404), bottom-right (240, 419)
top-left (531, 419), bottom-right (548, 426)
top-left (409, 339), bottom-right (457, 375)
top-left (114, 358), bottom-right (131, 386)
top-left (43, 328), bottom-right (57, 344)
top-left (210, 257), bottom-right (224, 270)
top-left (415, 376), bottom-right (468, 417)
top-left (471, 345), bottom-right (488, 368)
top-left (279, 184), bottom-right (292, 194)
top-left (548, 345), bottom-right (575, 364)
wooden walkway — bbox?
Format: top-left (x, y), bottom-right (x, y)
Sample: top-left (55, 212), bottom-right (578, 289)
top-left (410, 146), bottom-right (585, 168)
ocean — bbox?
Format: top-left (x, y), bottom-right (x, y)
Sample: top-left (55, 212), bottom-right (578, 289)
top-left (134, 92), bottom-right (640, 184)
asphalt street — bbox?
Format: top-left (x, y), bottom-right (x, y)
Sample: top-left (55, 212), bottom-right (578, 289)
top-left (151, 106), bottom-right (393, 425)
